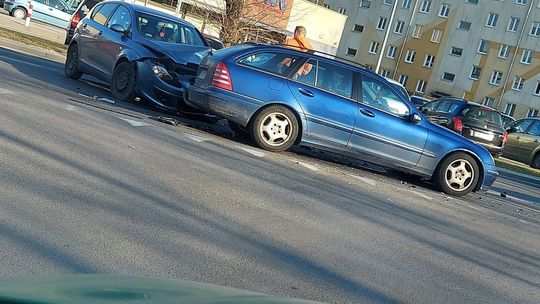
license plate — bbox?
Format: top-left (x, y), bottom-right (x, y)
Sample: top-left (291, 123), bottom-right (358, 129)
top-left (197, 69), bottom-right (207, 80)
top-left (470, 130), bottom-right (494, 141)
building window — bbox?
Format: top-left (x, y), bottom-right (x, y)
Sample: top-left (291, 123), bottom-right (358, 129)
top-left (490, 71), bottom-right (503, 85)
top-left (416, 80), bottom-right (427, 93)
top-left (516, 0), bottom-right (527, 5)
top-left (324, 4), bottom-right (330, 8)
top-left (412, 24), bottom-right (422, 38)
top-left (398, 74), bottom-right (409, 86)
top-left (470, 65), bottom-right (482, 80)
top-left (467, 0), bottom-right (479, 4)
top-left (512, 76), bottom-right (525, 91)
top-left (478, 39), bottom-right (489, 54)
top-left (508, 17), bottom-right (520, 32)
top-left (451, 47), bottom-right (463, 56)
top-left (423, 54), bottom-right (434, 68)
top-left (387, 45), bottom-right (397, 58)
top-left (527, 108), bottom-right (539, 117)
top-left (531, 22), bottom-right (540, 36)
top-left (402, 0), bottom-right (412, 9)
top-left (486, 13), bottom-right (498, 27)
top-left (405, 50), bottom-right (416, 63)
top-left (338, 7), bottom-right (347, 14)
top-left (380, 69), bottom-right (391, 78)
top-left (498, 44), bottom-right (511, 59)
top-left (384, 0), bottom-right (393, 5)
top-left (394, 20), bottom-right (405, 34)
top-left (377, 17), bottom-right (388, 30)
top-left (360, 0), bottom-right (371, 8)
top-left (521, 49), bottom-right (533, 64)
top-left (483, 97), bottom-right (495, 107)
top-left (535, 81), bottom-right (540, 95)
top-left (458, 20), bottom-right (472, 31)
top-left (369, 41), bottom-right (380, 54)
top-left (431, 29), bottom-right (442, 43)
top-left (504, 103), bottom-right (516, 116)
top-left (419, 0), bottom-right (431, 13)
top-left (346, 48), bottom-right (357, 56)
top-left (439, 3), bottom-right (450, 17)
top-left (443, 72), bottom-right (455, 81)
top-left (353, 24), bottom-right (364, 32)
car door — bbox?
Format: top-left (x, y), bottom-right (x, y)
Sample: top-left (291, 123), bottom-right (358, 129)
top-left (46, 0), bottom-right (71, 28)
top-left (518, 120), bottom-right (540, 163)
top-left (504, 119), bottom-right (533, 161)
top-left (348, 74), bottom-right (428, 169)
top-left (286, 59), bottom-right (359, 147)
top-left (100, 4), bottom-right (132, 79)
top-left (30, 0), bottom-right (50, 23)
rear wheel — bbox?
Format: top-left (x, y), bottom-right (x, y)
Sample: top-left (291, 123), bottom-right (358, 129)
top-left (64, 44), bottom-right (82, 80)
top-left (12, 7), bottom-right (27, 20)
top-left (532, 153), bottom-right (540, 169)
top-left (434, 153), bottom-right (480, 196)
top-left (250, 105), bottom-right (299, 152)
top-left (111, 62), bottom-right (137, 102)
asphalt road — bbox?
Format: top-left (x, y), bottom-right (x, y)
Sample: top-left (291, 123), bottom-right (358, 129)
top-left (0, 46), bottom-right (539, 304)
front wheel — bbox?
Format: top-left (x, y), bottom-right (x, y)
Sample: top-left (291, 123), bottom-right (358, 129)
top-left (250, 105), bottom-right (299, 152)
top-left (434, 153), bottom-right (480, 196)
top-left (64, 44), bottom-right (82, 80)
top-left (111, 61), bottom-right (137, 102)
top-left (531, 153), bottom-right (540, 169)
top-left (11, 7), bottom-right (26, 20)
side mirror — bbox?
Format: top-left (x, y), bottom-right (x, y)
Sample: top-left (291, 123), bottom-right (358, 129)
top-left (506, 127), bottom-right (514, 133)
top-left (110, 24), bottom-right (126, 35)
top-left (409, 113), bottom-right (422, 124)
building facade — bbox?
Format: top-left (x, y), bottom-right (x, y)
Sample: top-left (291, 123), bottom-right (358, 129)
top-left (322, 0), bottom-right (540, 119)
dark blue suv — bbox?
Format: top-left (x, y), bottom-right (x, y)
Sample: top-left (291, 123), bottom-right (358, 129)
top-left (187, 44), bottom-right (498, 196)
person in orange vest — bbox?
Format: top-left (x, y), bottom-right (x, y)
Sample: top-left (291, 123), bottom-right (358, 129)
top-left (281, 26), bottom-right (313, 76)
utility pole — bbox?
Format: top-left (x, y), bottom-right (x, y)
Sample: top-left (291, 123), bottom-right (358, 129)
top-left (175, 0), bottom-right (184, 17)
top-left (376, 0), bottom-right (398, 74)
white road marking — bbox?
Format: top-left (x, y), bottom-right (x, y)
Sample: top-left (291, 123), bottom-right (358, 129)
top-left (348, 174), bottom-right (377, 186)
top-left (98, 97), bottom-right (115, 104)
top-left (186, 134), bottom-right (209, 142)
top-left (409, 190), bottom-right (433, 201)
top-left (295, 161), bottom-right (319, 172)
top-left (0, 88), bottom-right (14, 94)
top-left (65, 105), bottom-right (76, 111)
top-left (0, 55), bottom-right (59, 72)
top-left (238, 146), bottom-right (266, 158)
top-left (118, 117), bottom-right (149, 127)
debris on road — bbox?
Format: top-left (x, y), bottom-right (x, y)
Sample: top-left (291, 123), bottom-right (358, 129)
top-left (151, 116), bottom-right (178, 126)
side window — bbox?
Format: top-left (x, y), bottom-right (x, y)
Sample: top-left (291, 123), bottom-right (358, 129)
top-left (92, 3), bottom-right (116, 26)
top-left (35, 0), bottom-right (47, 4)
top-left (513, 119), bottom-right (533, 133)
top-left (107, 5), bottom-right (131, 31)
top-left (49, 0), bottom-right (66, 10)
top-left (526, 121), bottom-right (540, 136)
top-left (420, 100), bottom-right (440, 112)
top-left (361, 77), bottom-right (410, 116)
top-left (238, 52), bottom-right (300, 76)
top-left (295, 59), bottom-right (317, 86)
top-left (436, 100), bottom-right (460, 113)
top-left (315, 61), bottom-right (353, 98)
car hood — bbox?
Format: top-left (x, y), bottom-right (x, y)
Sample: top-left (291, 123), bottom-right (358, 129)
top-left (0, 274), bottom-right (321, 304)
top-left (136, 38), bottom-right (210, 65)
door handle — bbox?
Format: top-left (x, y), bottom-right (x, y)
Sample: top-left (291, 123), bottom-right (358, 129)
top-left (298, 88), bottom-right (314, 97)
top-left (83, 24), bottom-right (88, 29)
top-left (360, 108), bottom-right (375, 117)
top-left (98, 30), bottom-right (102, 36)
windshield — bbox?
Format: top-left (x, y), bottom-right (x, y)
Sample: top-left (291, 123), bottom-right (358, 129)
top-left (462, 105), bottom-right (503, 125)
top-left (136, 13), bottom-right (205, 46)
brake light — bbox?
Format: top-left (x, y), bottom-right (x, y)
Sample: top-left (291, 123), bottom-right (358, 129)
top-left (452, 117), bottom-right (463, 133)
top-left (71, 13), bottom-right (80, 28)
top-left (502, 131), bottom-right (508, 144)
top-left (211, 62), bottom-right (232, 91)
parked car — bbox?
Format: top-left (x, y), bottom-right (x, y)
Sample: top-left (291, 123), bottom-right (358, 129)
top-left (65, 1), bottom-right (210, 111)
top-left (4, 0), bottom-right (74, 28)
top-left (502, 117), bottom-right (540, 168)
top-left (187, 44), bottom-right (498, 196)
top-left (500, 112), bottom-right (516, 128)
top-left (64, 0), bottom-right (102, 45)
top-left (203, 33), bottom-right (224, 50)
top-left (410, 95), bottom-right (430, 108)
top-left (420, 98), bottom-right (507, 158)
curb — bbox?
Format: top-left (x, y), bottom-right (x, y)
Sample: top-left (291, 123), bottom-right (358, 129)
top-left (0, 37), bottom-right (65, 63)
top-left (496, 167), bottom-right (540, 182)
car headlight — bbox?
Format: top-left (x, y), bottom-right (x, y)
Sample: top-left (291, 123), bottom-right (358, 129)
top-left (150, 63), bottom-right (173, 82)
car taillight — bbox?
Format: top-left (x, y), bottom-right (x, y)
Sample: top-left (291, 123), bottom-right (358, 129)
top-left (211, 62), bottom-right (232, 91)
top-left (452, 117), bottom-right (463, 133)
top-left (502, 131), bottom-right (508, 144)
top-left (71, 13), bottom-right (80, 28)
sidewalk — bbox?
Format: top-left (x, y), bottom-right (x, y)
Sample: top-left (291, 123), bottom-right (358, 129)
top-left (0, 9), bottom-right (66, 44)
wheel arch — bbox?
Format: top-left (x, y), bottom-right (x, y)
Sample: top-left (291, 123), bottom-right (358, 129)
top-left (434, 149), bottom-right (485, 192)
top-left (247, 102), bottom-right (305, 144)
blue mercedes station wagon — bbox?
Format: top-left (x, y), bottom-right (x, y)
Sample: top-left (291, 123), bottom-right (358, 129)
top-left (65, 1), bottom-right (209, 111)
top-left (188, 45), bottom-right (498, 196)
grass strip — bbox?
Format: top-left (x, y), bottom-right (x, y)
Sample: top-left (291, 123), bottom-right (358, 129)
top-left (495, 158), bottom-right (540, 178)
top-left (0, 27), bottom-right (67, 54)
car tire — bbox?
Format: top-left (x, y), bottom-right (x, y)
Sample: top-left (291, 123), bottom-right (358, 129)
top-left (228, 120), bottom-right (249, 138)
top-left (12, 7), bottom-right (26, 20)
top-left (250, 105), bottom-right (299, 152)
top-left (434, 152), bottom-right (480, 197)
top-left (531, 153), bottom-right (540, 169)
top-left (64, 44), bottom-right (83, 80)
top-left (111, 61), bottom-right (137, 102)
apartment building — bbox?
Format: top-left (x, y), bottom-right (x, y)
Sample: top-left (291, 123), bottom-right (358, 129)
top-left (322, 0), bottom-right (540, 118)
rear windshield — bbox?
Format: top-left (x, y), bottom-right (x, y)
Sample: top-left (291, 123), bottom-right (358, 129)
top-left (137, 13), bottom-right (205, 46)
top-left (462, 105), bottom-right (503, 125)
